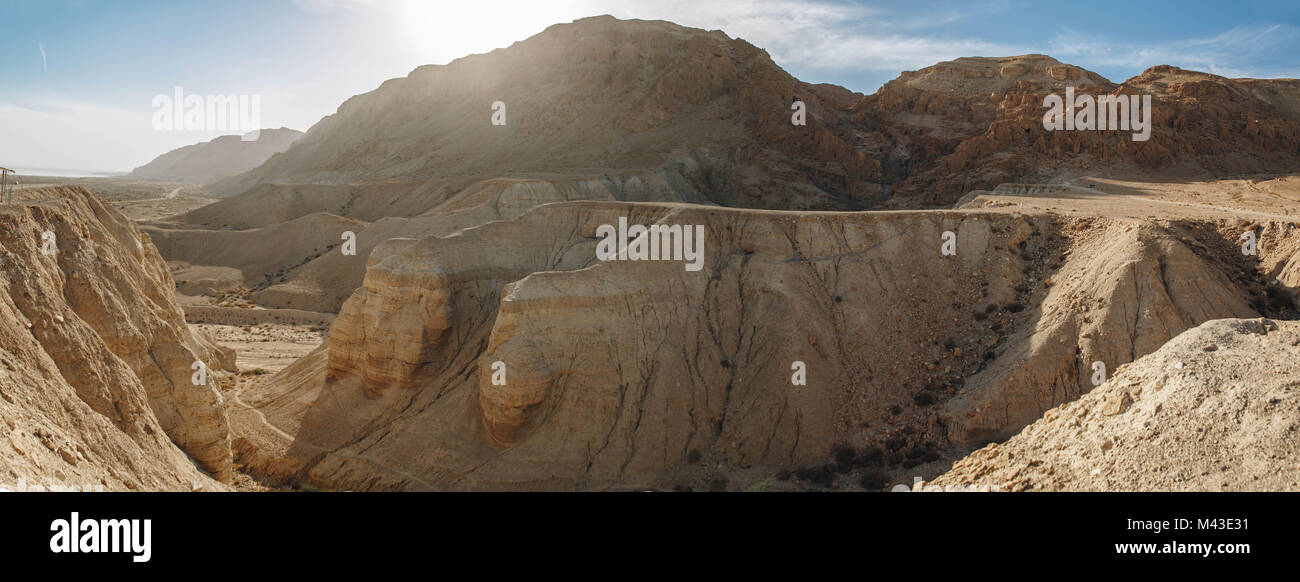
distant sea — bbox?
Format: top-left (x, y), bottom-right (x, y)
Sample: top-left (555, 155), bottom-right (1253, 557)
top-left (6, 166), bottom-right (125, 178)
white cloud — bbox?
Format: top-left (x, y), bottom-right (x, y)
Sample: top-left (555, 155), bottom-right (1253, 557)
top-left (291, 0), bottom-right (377, 15)
top-left (585, 0), bottom-right (1024, 72)
top-left (11, 2), bottom-right (1299, 172)
top-left (391, 0), bottom-right (1023, 72)
top-left (1050, 23), bottom-right (1300, 79)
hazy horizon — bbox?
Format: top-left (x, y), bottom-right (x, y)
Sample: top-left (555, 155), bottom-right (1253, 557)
top-left (3, 0), bottom-right (1299, 173)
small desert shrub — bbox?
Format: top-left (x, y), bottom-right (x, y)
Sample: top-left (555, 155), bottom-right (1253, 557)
top-left (833, 445), bottom-right (856, 465)
top-left (857, 446), bottom-right (884, 467)
top-left (859, 468), bottom-right (890, 490)
top-left (796, 465), bottom-right (834, 487)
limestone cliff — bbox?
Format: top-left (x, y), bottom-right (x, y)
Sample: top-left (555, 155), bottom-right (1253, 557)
top-left (236, 199), bottom-right (1295, 490)
top-left (0, 186), bottom-right (235, 488)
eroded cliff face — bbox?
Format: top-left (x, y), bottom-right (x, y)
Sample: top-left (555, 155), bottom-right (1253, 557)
top-left (934, 318), bottom-right (1300, 491)
top-left (857, 57), bottom-right (1300, 206)
top-left (151, 19), bottom-right (1300, 320)
top-left (235, 199), bottom-right (1295, 491)
top-left (938, 221), bottom-right (1262, 445)
top-left (0, 186), bottom-right (235, 488)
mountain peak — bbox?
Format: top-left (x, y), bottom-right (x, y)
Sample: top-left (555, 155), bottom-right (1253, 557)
top-left (130, 128), bottom-right (303, 186)
top-left (895, 54), bottom-right (1112, 93)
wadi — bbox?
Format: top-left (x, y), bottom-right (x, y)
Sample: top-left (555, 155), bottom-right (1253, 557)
top-left (5, 14), bottom-right (1300, 493)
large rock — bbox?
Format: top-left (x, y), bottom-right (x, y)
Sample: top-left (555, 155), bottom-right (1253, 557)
top-left (0, 186), bottom-right (235, 488)
top-left (938, 220), bottom-right (1258, 446)
top-left (934, 318), bottom-right (1300, 491)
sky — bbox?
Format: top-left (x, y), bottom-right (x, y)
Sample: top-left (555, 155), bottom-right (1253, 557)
top-left (2, 0), bottom-right (1298, 173)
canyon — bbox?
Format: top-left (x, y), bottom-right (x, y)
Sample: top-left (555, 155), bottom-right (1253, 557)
top-left (8, 16), bottom-right (1300, 491)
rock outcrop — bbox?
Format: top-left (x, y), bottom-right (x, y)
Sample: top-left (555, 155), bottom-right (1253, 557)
top-left (0, 186), bottom-right (235, 489)
top-left (938, 219), bottom-right (1268, 446)
top-left (859, 57), bottom-right (1300, 206)
top-left (934, 318), bottom-right (1300, 491)
top-left (231, 197), bottom-right (1297, 490)
top-left (208, 16), bottom-right (879, 209)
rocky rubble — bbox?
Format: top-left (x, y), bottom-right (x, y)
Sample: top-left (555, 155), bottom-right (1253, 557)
top-left (934, 318), bottom-right (1300, 491)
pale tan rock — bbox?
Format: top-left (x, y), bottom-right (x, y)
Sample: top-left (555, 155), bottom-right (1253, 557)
top-left (935, 318), bottom-right (1300, 491)
top-left (232, 198), bottom-right (1297, 491)
top-left (0, 186), bottom-right (234, 489)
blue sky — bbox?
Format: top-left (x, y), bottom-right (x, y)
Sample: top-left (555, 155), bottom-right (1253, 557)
top-left (2, 0), bottom-right (1298, 172)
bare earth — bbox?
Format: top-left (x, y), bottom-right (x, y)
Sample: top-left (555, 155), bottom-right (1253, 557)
top-left (190, 322), bottom-right (325, 374)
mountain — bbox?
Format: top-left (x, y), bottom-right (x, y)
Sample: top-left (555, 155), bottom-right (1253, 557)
top-left (855, 56), bottom-right (1300, 206)
top-left (206, 16), bottom-right (880, 209)
top-left (145, 17), bottom-right (1300, 315)
top-left (130, 127), bottom-right (303, 187)
top-left (206, 22), bottom-right (1300, 211)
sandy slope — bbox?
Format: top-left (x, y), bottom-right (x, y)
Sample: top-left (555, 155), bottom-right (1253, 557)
top-left (934, 318), bottom-right (1300, 491)
top-left (0, 186), bottom-right (235, 490)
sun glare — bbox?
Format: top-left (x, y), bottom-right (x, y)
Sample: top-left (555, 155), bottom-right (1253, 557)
top-left (401, 0), bottom-right (594, 65)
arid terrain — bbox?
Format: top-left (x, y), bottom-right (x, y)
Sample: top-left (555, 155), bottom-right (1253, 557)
top-left (129, 127), bottom-right (303, 187)
top-left (6, 16), bottom-right (1300, 492)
